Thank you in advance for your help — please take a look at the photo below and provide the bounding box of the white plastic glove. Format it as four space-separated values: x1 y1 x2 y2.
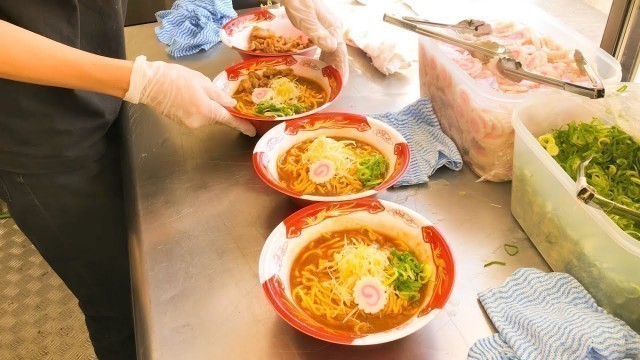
280 0 349 82
124 55 256 136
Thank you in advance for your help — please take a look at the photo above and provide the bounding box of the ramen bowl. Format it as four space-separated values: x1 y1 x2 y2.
259 198 455 345
221 7 318 60
213 55 342 135
253 113 410 202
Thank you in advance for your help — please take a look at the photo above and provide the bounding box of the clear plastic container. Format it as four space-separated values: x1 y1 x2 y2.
511 84 640 332
417 1 622 181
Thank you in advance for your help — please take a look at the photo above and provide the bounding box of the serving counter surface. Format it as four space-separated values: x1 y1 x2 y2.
123 22 550 360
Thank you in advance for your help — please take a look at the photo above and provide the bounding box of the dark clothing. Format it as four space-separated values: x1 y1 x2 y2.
0 1 127 173
0 141 135 360
0 1 135 358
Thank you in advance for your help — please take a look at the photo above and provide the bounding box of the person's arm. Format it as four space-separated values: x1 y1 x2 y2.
0 20 255 136
0 20 132 98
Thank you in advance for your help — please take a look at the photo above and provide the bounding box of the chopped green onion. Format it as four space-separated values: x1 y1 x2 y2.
357 154 387 189
616 85 628 92
538 134 555 147
484 261 506 268
546 143 560 156
389 250 429 302
255 101 306 117
504 244 519 256
357 168 371 179
539 118 640 240
538 134 560 156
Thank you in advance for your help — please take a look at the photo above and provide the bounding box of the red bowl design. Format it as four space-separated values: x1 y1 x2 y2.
252 113 410 202
221 8 319 58
259 198 456 345
212 56 343 135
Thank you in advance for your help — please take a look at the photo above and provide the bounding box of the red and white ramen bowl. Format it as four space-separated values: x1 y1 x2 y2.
220 7 318 60
213 55 342 135
259 198 455 345
252 113 410 202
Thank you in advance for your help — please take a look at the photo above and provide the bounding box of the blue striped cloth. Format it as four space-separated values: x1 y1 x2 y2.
469 268 640 360
155 0 236 57
371 98 462 186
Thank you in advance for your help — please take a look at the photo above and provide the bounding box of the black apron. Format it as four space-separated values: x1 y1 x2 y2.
0 3 136 359
0 0 127 173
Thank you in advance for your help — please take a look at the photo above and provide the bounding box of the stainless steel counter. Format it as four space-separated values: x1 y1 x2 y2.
123 22 550 360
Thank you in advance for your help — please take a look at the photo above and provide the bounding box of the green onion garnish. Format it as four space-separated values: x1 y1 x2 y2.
484 261 506 268
538 118 640 240
504 244 519 256
357 154 387 189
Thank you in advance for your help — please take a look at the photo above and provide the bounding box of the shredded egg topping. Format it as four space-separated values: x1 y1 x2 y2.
301 137 358 178
268 77 301 105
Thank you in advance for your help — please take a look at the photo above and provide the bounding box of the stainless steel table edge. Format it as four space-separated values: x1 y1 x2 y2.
123 20 550 360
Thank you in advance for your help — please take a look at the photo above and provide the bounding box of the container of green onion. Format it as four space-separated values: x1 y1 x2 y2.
511 83 640 332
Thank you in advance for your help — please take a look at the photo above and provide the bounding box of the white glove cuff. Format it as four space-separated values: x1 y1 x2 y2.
123 55 148 104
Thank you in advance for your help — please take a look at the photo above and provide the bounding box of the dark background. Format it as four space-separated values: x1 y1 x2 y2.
125 0 260 26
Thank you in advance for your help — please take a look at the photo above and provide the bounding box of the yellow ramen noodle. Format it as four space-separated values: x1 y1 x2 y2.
290 227 432 334
233 67 325 118
277 137 388 196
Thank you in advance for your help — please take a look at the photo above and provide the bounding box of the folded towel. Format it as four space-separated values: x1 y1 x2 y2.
155 0 236 57
370 98 462 186
468 268 640 360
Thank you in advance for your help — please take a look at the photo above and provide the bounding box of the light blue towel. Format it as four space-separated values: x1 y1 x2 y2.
155 0 236 57
371 98 462 186
469 268 640 360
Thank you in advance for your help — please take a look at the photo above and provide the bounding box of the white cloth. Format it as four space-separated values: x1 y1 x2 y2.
344 25 413 75
331 0 416 75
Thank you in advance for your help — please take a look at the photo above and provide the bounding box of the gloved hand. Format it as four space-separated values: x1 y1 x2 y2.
124 55 256 136
280 0 349 82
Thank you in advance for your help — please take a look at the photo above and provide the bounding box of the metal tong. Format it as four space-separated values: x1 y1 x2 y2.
384 13 606 99
401 16 492 37
383 13 508 63
576 157 640 222
574 50 606 91
497 56 605 99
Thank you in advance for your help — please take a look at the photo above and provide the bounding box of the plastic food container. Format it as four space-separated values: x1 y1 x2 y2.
511 84 640 332
417 1 622 182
